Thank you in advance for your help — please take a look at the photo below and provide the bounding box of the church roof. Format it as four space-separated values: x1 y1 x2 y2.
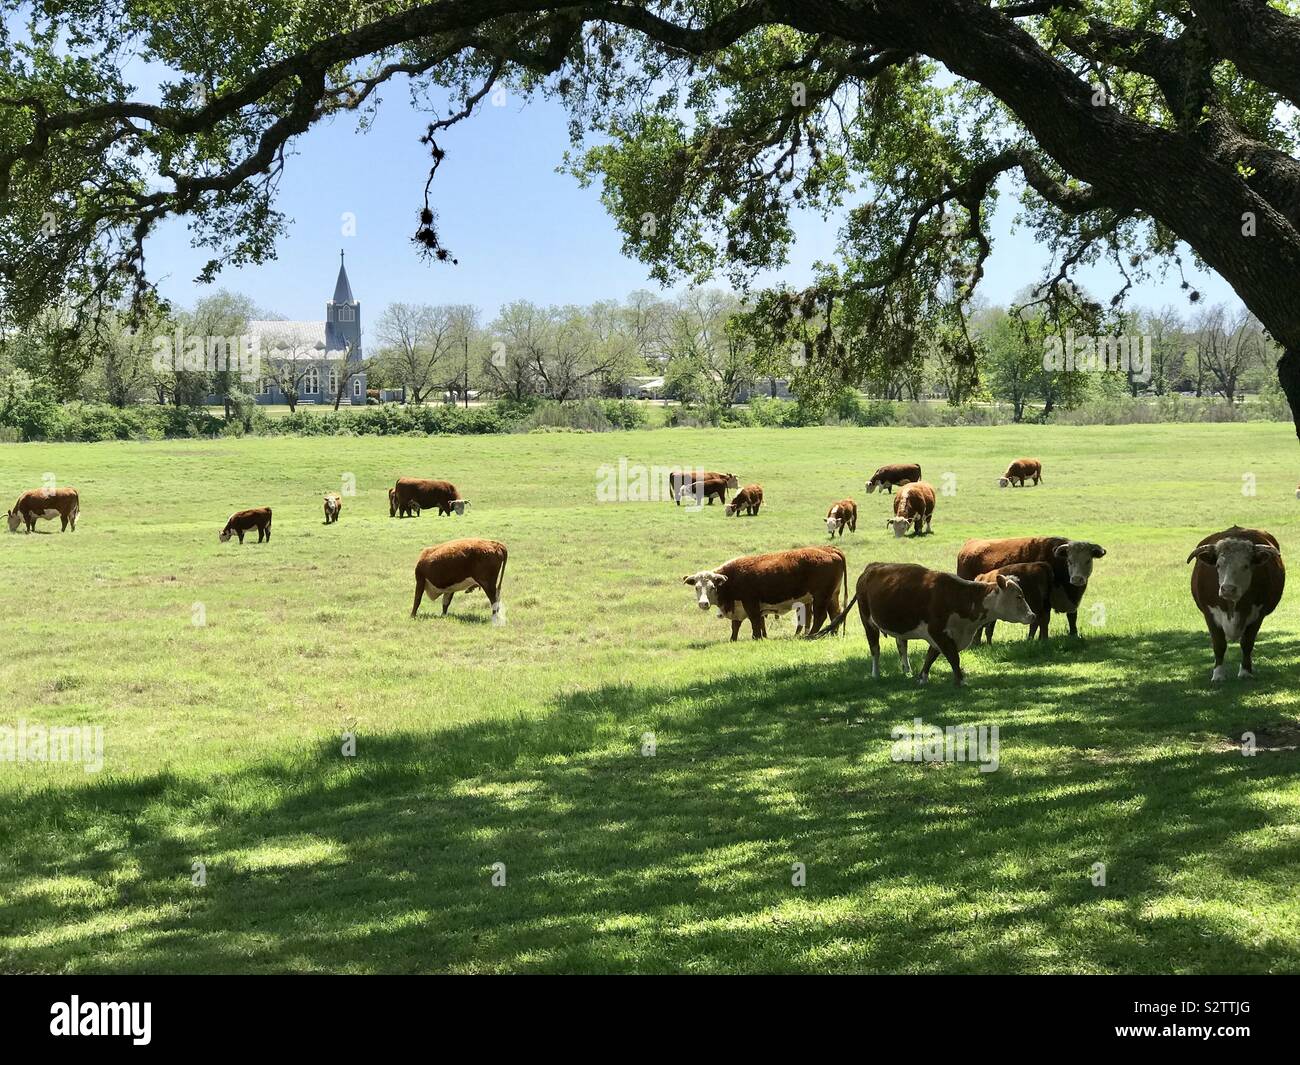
248 320 349 359
331 252 355 304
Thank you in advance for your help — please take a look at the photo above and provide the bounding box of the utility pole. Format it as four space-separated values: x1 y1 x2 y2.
463 333 470 409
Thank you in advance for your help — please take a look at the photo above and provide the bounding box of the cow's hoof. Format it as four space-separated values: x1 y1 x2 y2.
1211 667 1226 684
1238 667 1254 681
916 674 929 686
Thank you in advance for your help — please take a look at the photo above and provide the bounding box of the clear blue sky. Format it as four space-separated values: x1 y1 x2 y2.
146 86 1238 322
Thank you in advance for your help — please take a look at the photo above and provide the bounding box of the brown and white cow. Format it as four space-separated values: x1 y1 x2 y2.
973 561 1055 642
683 546 847 640
818 562 1034 686
724 484 764 516
411 537 508 620
885 481 935 537
825 499 857 538
956 536 1105 638
673 469 739 507
323 492 342 524
7 486 79 533
220 507 272 544
391 478 469 518
864 463 921 494
999 458 1043 488
1186 526 1284 683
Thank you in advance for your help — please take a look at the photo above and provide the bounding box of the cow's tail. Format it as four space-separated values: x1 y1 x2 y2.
814 592 859 640
496 549 508 601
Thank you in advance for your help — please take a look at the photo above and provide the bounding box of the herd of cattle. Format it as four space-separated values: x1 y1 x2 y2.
5 456 1289 687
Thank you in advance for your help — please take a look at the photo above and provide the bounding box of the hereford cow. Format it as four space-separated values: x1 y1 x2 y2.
323 492 342 524
973 561 1055 642
817 562 1035 686
864 463 921 494
220 507 272 544
392 478 469 517
956 536 1106 638
885 481 935 537
724 484 764 517
411 537 508 621
673 469 739 506
999 458 1043 488
682 546 847 640
825 499 857 538
1186 526 1285 683
7 486 79 533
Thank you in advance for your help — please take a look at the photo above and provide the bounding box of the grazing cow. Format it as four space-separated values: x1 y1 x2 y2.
673 469 739 506
392 478 469 517
1186 526 1284 683
683 546 847 640
725 484 764 516
7 486 79 533
999 458 1043 488
885 481 935 537
220 507 272 544
864 463 921 494
825 499 857 538
323 492 342 524
411 537 508 620
956 536 1106 638
818 562 1034 686
973 561 1055 642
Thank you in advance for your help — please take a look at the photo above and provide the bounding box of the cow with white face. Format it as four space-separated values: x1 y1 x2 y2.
1187 527 1284 683
957 535 1106 638
682 547 847 640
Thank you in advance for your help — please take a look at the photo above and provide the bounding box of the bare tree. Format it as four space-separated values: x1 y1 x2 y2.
374 303 456 404
1194 305 1264 402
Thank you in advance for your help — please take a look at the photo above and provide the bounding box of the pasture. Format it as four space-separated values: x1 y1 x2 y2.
1 423 1298 973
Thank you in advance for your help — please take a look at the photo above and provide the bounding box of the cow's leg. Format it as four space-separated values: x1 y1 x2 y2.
745 599 764 639
477 576 503 623
1037 609 1051 640
917 644 942 685
935 634 965 686
60 513 69 531
1206 616 1228 682
864 620 881 677
895 637 912 676
1027 615 1038 640
237 529 245 543
806 598 829 638
441 592 454 615
1067 610 1080 637
411 579 426 618
1239 619 1263 679
730 619 742 642
984 620 997 644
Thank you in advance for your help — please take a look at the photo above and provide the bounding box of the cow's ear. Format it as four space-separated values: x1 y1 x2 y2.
995 573 1008 589
1186 545 1217 565
1053 543 1069 558
1252 545 1281 565
713 573 727 585
1090 544 1106 558
682 575 695 585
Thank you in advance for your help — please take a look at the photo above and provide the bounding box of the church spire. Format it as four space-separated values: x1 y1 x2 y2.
331 249 354 304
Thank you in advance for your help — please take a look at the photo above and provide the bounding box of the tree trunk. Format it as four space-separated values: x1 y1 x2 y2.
1278 348 1300 443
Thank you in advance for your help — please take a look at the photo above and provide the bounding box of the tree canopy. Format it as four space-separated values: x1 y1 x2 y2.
4 2 1300 435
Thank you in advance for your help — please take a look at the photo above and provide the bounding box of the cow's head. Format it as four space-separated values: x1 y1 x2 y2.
998 476 1011 488
864 478 879 494
6 509 21 533
388 488 398 517
986 574 1035 624
1053 540 1106 586
724 501 739 517
1186 537 1280 604
825 511 845 536
682 571 727 612
451 499 469 516
218 527 233 543
885 516 911 538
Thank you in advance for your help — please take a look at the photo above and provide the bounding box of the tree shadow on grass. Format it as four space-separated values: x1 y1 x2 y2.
1 629 1297 974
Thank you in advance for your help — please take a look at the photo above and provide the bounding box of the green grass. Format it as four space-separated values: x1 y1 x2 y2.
1 422 1298 973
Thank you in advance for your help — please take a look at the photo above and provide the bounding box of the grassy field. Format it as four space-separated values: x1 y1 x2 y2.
1 423 1298 974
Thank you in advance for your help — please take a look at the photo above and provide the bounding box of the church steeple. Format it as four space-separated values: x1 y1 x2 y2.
331 249 355 305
